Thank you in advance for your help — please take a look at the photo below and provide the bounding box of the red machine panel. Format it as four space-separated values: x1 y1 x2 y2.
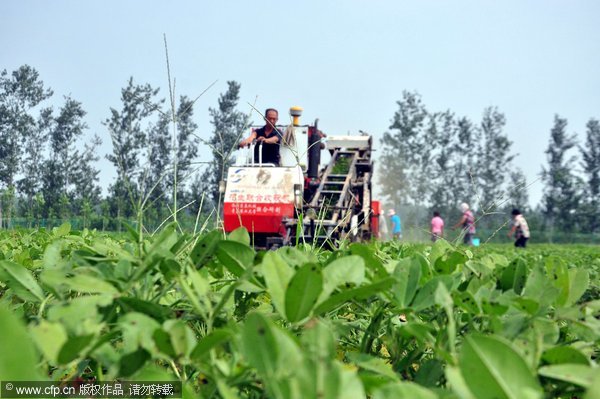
223 166 302 234
370 200 380 238
223 202 294 233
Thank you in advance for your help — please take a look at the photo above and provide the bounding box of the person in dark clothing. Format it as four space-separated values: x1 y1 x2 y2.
239 108 281 165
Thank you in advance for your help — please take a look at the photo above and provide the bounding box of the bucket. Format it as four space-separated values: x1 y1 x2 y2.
472 238 480 247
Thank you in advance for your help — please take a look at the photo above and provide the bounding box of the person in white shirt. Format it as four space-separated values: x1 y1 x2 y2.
508 208 530 247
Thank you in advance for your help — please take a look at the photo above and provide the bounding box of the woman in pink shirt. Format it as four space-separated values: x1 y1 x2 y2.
431 211 444 242
453 203 476 245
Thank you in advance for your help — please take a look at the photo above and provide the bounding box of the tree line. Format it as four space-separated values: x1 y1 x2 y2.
0 65 247 230
379 91 600 236
1 65 598 238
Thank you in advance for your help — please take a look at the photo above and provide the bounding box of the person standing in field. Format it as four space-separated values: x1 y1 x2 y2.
453 202 475 245
508 208 530 247
379 208 390 240
388 209 402 240
431 211 444 242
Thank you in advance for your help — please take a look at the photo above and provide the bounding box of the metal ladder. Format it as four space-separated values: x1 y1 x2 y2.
306 150 359 235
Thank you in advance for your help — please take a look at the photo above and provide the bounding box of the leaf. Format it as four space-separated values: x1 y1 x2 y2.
42 241 63 270
117 297 173 322
276 246 318 268
216 240 255 277
414 359 444 388
542 346 590 365
538 364 596 388
411 275 454 311
259 252 294 316
64 273 119 295
119 312 161 354
500 259 527 294
429 238 453 266
190 329 233 360
347 352 398 380
159 258 181 282
122 221 140 243
40 269 68 297
215 377 240 399
54 222 71 237
459 334 543 399
445 365 476 399
169 233 189 255
119 348 151 377
300 319 336 360
319 255 365 305
433 248 467 275
293 319 348 399
566 268 589 306
57 334 95 364
163 320 197 360
512 297 540 315
228 227 250 245
398 323 436 345
544 256 570 306
30 320 68 364
391 257 421 308
240 313 279 377
338 366 367 399
0 260 45 302
584 369 600 399
372 382 438 399
152 329 176 358
190 230 221 267
46 295 112 334
0 306 43 380
131 363 178 382
285 263 323 322
522 264 559 309
240 312 302 384
91 239 137 263
435 283 456 354
512 259 528 295
314 277 396 315
350 243 387 279
533 318 559 345
147 222 179 255
456 291 480 314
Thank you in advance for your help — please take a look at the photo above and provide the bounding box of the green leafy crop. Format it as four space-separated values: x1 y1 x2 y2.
0 225 599 398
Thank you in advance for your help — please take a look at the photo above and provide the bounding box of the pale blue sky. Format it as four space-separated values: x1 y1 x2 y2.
2 0 599 206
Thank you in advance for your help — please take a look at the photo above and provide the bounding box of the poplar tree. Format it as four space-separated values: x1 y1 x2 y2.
541 115 582 232
451 117 478 213
41 97 90 218
0 65 52 226
105 77 161 220
580 118 600 232
18 107 52 213
379 91 428 208
206 81 249 206
506 168 529 212
148 95 199 219
476 107 515 217
429 111 459 220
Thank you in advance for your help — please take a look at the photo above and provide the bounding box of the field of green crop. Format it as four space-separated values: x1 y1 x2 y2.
1 225 599 399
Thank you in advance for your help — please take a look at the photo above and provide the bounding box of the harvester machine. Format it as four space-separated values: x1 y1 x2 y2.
223 107 380 249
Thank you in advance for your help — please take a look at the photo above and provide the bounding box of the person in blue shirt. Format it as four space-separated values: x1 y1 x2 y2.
388 209 402 239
